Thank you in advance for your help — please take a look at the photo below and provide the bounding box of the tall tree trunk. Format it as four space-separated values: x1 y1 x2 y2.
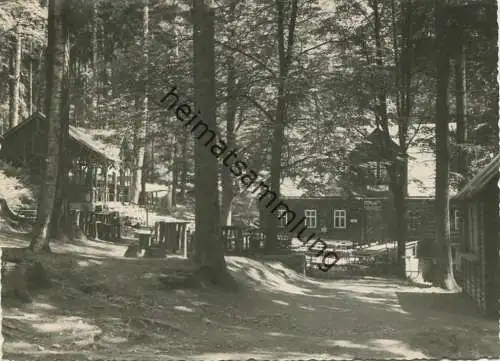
90 0 99 125
29 41 33 116
221 11 237 226
455 32 467 186
433 0 459 290
171 136 178 209
130 95 144 204
395 0 412 277
373 0 406 276
104 46 113 127
192 0 231 284
164 134 176 211
36 48 45 112
140 0 149 205
266 0 298 252
178 131 188 202
8 51 13 132
9 25 21 129
99 16 106 129
50 15 71 239
30 0 66 253
131 0 148 206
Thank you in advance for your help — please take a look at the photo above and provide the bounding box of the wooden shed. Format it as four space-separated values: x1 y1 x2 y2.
0 112 124 211
455 154 499 318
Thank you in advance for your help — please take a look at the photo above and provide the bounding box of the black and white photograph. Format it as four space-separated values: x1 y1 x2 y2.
0 0 498 359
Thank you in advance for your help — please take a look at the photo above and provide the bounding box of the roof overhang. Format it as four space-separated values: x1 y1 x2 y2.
455 154 500 200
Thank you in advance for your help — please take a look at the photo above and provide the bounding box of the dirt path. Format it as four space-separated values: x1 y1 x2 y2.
2 238 499 360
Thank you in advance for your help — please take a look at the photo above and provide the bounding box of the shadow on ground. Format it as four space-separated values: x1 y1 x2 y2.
2 240 499 360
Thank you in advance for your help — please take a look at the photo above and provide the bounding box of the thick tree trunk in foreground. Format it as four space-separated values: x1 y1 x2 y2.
433 0 459 290
30 0 66 253
49 8 71 240
192 0 232 285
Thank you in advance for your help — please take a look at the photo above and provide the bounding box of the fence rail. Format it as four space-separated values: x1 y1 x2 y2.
221 226 293 255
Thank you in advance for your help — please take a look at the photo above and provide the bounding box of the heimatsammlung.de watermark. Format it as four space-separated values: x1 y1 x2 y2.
159 86 339 271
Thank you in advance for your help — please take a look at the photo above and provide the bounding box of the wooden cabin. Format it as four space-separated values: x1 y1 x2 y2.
265 196 462 244
0 112 128 212
276 196 366 241
455 153 499 318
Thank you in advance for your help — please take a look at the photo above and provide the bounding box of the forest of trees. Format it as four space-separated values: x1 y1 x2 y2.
0 0 497 287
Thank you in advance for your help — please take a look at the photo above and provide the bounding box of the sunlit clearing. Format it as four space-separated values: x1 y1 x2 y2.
174 305 194 313
226 257 317 295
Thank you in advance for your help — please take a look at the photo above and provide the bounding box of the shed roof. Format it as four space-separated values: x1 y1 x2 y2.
455 153 500 200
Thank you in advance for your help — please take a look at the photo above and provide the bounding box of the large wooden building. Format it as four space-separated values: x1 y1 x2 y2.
272 196 462 244
262 126 462 244
455 153 499 318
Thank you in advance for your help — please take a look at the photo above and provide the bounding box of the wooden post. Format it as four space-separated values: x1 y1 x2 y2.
178 223 184 251
86 163 94 203
103 164 109 203
113 170 118 202
183 224 188 259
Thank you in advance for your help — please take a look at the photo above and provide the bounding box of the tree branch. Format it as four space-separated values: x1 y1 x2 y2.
215 39 277 80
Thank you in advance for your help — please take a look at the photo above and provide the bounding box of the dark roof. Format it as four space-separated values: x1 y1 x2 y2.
1 112 119 164
68 126 120 163
455 153 500 200
350 127 400 161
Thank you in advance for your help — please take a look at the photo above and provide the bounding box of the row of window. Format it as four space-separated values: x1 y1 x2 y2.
277 209 347 229
278 208 462 231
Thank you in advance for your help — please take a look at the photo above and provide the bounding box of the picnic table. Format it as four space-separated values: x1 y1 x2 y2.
153 218 191 258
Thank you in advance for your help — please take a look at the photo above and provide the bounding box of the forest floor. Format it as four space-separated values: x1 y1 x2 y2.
1 231 499 361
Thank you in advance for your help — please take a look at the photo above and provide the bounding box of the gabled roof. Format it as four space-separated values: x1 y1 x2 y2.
2 112 120 164
69 125 120 163
455 153 500 200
